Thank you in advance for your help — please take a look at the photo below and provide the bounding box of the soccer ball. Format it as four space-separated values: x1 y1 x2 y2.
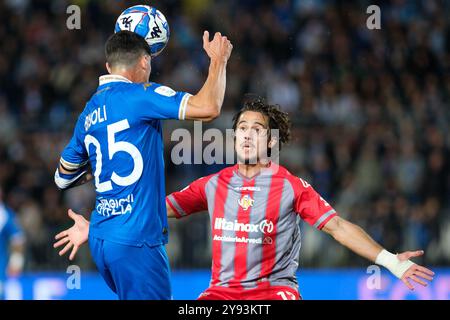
115 5 170 57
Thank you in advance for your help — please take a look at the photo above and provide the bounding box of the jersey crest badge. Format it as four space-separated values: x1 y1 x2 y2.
238 194 254 211
142 83 152 91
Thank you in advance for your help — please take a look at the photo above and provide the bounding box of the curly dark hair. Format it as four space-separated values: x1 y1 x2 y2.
232 96 291 150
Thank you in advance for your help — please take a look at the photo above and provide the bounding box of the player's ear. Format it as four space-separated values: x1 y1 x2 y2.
140 54 151 70
106 62 112 74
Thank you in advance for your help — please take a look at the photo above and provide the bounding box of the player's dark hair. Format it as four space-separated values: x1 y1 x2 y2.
232 95 291 150
105 30 151 68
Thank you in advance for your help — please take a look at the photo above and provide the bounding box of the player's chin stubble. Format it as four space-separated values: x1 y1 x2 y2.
237 153 259 165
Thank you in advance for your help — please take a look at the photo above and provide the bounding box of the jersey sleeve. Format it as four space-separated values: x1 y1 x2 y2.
60 114 88 171
292 177 337 230
133 82 192 121
166 176 209 219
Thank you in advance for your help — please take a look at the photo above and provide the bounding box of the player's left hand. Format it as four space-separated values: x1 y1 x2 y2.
398 250 435 290
53 209 90 260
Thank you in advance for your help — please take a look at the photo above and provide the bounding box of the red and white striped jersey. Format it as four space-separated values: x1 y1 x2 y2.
166 163 337 290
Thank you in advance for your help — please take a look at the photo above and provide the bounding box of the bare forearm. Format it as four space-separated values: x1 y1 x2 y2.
198 59 227 111
183 31 232 121
186 59 227 120
323 216 435 287
328 217 383 262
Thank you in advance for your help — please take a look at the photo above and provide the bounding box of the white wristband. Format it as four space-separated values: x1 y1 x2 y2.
375 249 414 279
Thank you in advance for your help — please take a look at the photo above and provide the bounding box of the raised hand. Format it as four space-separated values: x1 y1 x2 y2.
202 30 233 63
398 250 435 290
53 209 90 261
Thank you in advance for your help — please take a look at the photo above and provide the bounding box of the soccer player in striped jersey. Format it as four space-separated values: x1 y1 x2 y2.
55 98 434 300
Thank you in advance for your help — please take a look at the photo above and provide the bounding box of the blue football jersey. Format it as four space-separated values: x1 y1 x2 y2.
60 75 191 246
0 203 24 279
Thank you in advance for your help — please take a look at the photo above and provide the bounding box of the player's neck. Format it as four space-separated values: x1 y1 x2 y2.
109 69 145 83
237 162 270 180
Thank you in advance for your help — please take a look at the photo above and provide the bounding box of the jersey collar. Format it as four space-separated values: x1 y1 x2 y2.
99 74 132 86
234 161 278 180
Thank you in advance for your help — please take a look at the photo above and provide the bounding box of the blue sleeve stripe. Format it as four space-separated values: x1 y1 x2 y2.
54 168 87 190
58 170 81 180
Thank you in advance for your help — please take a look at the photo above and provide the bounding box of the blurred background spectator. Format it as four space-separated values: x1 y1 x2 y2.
0 0 448 272
0 186 26 299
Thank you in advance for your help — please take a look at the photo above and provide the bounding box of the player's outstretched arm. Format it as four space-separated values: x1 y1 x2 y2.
322 216 435 290
185 31 233 122
53 209 90 261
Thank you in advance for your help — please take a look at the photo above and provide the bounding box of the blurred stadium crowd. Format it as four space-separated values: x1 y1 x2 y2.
0 0 449 272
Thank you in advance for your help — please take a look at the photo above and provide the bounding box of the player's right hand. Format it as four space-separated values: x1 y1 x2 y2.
53 209 90 261
203 30 233 63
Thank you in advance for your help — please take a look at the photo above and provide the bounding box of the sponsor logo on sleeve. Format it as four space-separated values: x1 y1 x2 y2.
155 85 176 97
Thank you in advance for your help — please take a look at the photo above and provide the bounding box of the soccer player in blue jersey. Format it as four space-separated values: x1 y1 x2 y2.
53 30 233 300
0 187 25 300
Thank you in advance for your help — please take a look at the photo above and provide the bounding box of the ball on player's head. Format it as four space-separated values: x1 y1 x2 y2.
115 5 169 57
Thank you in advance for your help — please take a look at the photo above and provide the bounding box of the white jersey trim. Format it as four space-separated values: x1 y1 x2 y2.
178 93 192 120
99 74 132 86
